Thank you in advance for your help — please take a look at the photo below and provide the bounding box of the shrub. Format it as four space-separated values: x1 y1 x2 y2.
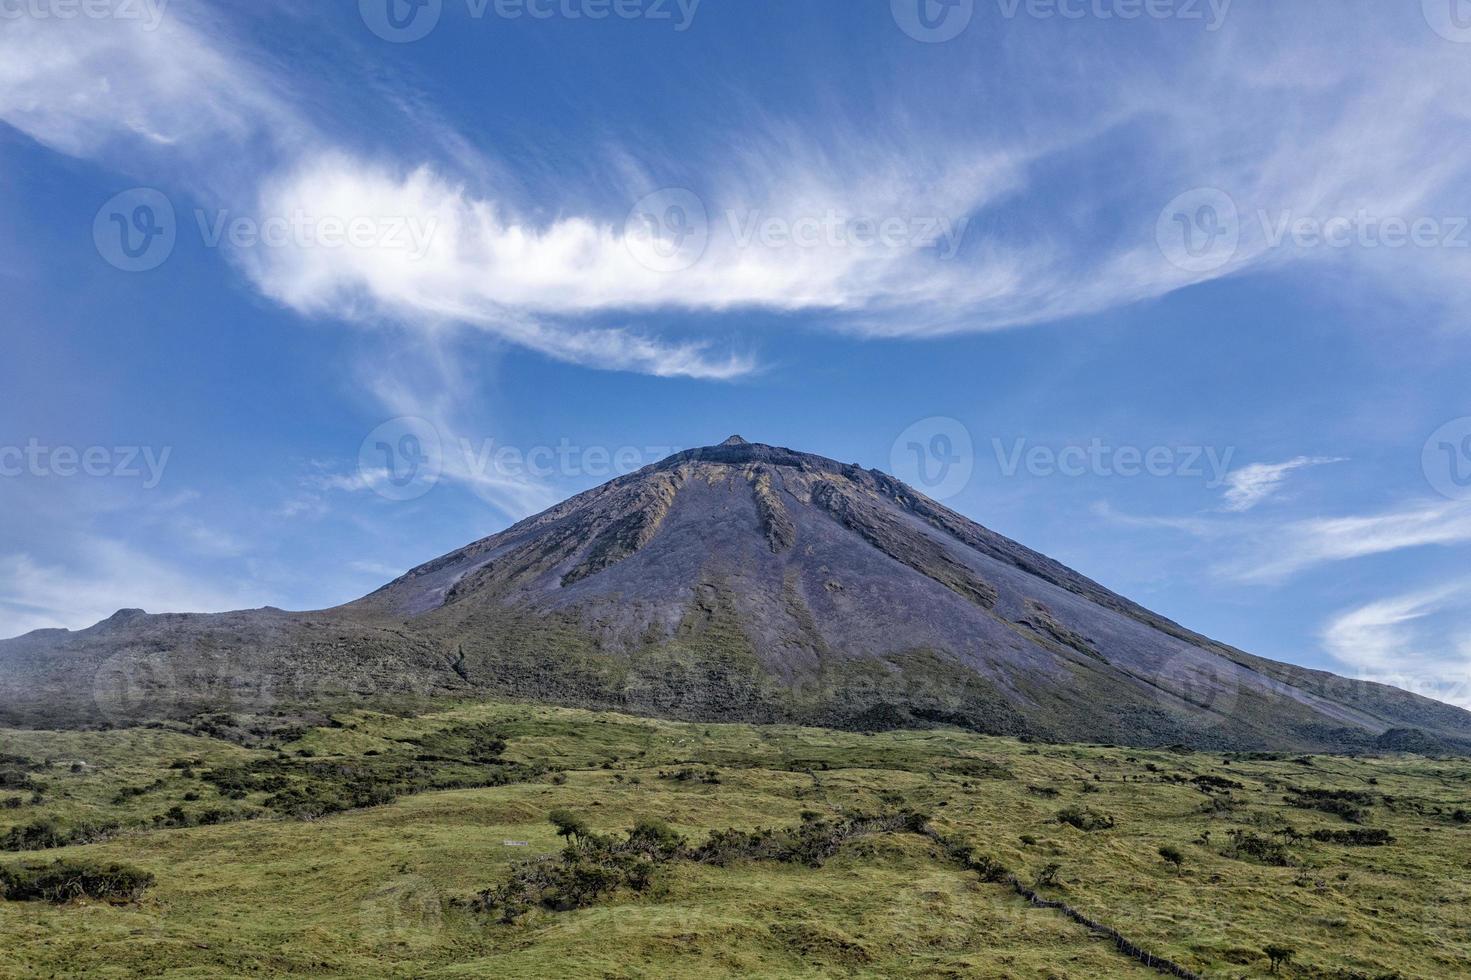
1056 806 1115 832
475 810 927 923
1158 844 1185 872
548 809 590 844
1286 787 1376 824
967 852 1009 882
0 770 43 792
0 860 154 903
1263 943 1295 973
627 819 684 856
1223 829 1294 867
474 819 679 922
1310 828 1395 847
1 819 121 852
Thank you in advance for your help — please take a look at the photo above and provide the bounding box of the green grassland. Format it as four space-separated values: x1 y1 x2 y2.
2 701 1469 978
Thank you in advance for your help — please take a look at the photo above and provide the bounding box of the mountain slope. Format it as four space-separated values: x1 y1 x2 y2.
3 437 1469 753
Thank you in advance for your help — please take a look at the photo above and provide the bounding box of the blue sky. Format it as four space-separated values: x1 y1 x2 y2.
3 0 1471 707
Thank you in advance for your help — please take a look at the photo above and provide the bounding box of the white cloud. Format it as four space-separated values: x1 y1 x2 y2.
347 559 402 579
1089 501 1225 538
7 2 1471 372
1221 456 1346 512
0 544 268 639
0 1 300 164
1231 499 1471 583
1322 583 1471 710
1098 497 1471 585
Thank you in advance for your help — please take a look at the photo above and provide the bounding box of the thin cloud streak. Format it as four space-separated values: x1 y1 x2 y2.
1221 456 1346 512
1096 497 1471 585
1322 583 1471 709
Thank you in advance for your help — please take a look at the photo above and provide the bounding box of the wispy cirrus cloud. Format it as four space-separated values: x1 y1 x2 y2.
1097 495 1471 585
9 2 1471 532
1230 499 1471 583
1322 583 1471 709
8 2 1471 366
1221 456 1346 512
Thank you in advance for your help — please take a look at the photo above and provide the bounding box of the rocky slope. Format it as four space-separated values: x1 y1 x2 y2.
3 437 1470 753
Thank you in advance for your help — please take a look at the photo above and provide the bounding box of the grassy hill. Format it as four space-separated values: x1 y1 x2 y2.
2 701 1468 978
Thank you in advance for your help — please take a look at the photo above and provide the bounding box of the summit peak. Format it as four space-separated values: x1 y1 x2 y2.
720 434 749 446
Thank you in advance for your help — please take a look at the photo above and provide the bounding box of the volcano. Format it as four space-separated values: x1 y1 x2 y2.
4 436 1469 753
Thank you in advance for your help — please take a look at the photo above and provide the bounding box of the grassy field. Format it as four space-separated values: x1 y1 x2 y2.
1 701 1469 978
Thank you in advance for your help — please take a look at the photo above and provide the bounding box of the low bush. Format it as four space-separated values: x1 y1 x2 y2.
473 810 926 923
0 818 121 852
0 770 44 793
0 859 153 903
1223 829 1294 867
1286 787 1376 824
1310 828 1394 846
1056 806 1115 831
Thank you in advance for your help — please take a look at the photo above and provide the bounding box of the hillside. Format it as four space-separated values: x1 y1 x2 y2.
3 437 1469 754
1 702 1468 978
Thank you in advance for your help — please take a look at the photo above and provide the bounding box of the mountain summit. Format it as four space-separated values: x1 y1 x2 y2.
4 438 1470 752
